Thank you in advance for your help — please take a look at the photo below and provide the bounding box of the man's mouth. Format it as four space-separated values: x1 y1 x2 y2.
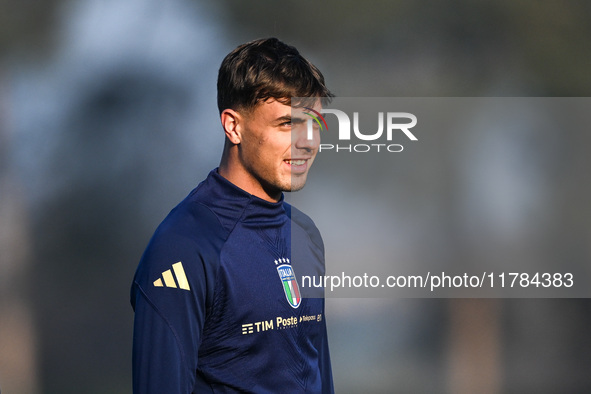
284 159 307 166
284 159 311 174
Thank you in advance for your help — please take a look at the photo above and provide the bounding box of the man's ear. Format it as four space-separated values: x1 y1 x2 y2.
221 109 242 145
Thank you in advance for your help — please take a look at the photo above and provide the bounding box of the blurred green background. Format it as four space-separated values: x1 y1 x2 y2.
1 1 591 393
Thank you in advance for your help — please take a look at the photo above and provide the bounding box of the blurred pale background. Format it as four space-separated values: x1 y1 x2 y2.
1 1 591 393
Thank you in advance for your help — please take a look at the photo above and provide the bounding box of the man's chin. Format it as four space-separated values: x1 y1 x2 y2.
287 174 309 192
287 185 306 192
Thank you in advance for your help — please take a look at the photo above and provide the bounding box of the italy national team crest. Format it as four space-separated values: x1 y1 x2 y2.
275 259 301 309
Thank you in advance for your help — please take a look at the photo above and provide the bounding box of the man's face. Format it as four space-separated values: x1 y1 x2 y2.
237 99 321 200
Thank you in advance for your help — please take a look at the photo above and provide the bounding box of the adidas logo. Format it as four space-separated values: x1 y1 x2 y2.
153 262 191 291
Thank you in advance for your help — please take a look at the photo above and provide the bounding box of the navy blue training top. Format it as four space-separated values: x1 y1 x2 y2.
131 169 333 393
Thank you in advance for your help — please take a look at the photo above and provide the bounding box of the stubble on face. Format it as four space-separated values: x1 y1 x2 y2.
289 102 322 192
238 100 320 200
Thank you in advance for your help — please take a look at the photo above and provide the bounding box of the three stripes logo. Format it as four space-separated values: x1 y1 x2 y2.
153 262 191 291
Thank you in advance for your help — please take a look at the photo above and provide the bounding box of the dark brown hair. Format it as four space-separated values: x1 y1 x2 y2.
217 38 333 114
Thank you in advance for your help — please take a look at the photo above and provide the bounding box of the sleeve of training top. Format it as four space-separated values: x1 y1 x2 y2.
317 313 335 394
130 204 223 394
289 205 335 393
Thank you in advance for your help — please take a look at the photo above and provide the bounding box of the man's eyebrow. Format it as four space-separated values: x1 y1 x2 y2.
276 115 306 124
277 114 307 123
275 115 292 122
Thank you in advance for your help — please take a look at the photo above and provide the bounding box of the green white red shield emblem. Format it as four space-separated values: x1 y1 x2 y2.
276 263 301 308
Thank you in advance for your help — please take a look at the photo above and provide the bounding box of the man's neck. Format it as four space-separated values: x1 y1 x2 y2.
218 160 281 203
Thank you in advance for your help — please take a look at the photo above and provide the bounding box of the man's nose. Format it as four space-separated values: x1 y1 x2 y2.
293 122 320 151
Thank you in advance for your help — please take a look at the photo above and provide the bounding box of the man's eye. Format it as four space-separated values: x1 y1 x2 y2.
289 119 306 126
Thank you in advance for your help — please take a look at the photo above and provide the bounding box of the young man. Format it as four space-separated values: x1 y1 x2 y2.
131 38 334 393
